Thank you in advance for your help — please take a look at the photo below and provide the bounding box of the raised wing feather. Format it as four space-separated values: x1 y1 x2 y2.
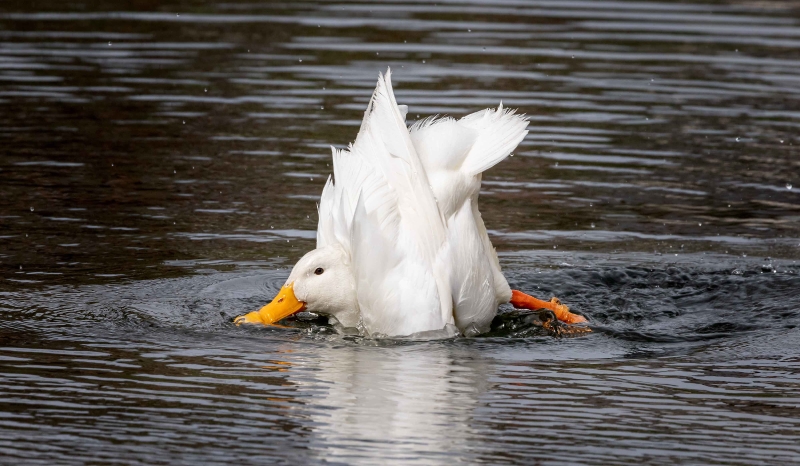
317 69 454 335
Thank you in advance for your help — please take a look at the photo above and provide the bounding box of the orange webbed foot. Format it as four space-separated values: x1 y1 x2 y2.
510 290 588 325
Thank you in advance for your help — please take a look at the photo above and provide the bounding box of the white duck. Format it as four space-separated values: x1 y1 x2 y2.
236 69 586 337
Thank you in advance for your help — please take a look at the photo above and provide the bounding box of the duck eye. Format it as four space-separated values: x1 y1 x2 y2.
314 267 324 275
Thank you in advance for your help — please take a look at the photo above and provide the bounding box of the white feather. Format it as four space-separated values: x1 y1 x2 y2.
315 69 528 336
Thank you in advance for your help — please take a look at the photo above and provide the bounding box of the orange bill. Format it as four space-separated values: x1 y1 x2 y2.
510 289 587 324
234 283 306 326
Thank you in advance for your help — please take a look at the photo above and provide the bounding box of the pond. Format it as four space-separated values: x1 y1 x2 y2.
1 0 799 464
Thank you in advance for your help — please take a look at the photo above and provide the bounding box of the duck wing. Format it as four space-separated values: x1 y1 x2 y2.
317 69 454 336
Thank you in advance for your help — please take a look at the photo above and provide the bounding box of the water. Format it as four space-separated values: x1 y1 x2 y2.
1 0 800 464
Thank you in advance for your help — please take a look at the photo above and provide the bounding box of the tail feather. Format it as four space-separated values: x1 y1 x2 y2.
458 103 529 177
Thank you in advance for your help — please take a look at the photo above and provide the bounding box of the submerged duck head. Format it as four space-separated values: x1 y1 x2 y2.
234 244 360 328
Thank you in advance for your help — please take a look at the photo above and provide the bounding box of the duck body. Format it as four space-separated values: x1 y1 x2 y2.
238 69 534 337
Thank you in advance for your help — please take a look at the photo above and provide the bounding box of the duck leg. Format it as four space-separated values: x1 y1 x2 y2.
536 309 592 337
510 290 588 325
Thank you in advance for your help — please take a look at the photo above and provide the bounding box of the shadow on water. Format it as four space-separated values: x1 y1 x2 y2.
1 0 800 464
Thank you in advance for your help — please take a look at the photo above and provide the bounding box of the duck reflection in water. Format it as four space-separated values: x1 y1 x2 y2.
299 342 492 464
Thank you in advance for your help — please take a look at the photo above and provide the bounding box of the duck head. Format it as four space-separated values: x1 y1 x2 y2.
235 244 360 328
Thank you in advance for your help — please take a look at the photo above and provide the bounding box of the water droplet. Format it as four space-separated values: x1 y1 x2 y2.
735 137 740 142
299 59 303 62
699 222 702 226
553 245 557 249
30 207 34 212
173 170 176 174
422 60 426 64
182 120 185 125
204 88 207 93
787 183 793 190
590 223 595 228
108 41 112 46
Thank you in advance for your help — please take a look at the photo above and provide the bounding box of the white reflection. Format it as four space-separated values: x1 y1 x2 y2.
302 343 488 465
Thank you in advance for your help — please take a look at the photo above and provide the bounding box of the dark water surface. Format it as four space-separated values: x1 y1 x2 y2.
2 0 800 464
